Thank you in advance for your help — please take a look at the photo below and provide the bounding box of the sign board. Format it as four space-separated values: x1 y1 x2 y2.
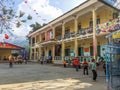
99 0 120 10
112 31 120 38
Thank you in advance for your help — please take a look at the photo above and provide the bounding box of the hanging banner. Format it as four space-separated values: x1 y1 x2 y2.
99 0 120 10
112 31 120 38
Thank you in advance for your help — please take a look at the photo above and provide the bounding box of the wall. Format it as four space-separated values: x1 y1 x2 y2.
97 7 113 24
0 49 11 60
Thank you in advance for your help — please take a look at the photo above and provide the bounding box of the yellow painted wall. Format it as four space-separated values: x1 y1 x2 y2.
97 8 113 24
65 21 74 33
80 16 91 28
112 32 120 39
36 35 40 42
65 41 73 47
77 8 115 29
0 49 11 60
70 25 74 32
77 38 107 48
78 39 93 47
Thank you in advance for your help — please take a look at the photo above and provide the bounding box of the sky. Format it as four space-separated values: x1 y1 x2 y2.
1 0 87 46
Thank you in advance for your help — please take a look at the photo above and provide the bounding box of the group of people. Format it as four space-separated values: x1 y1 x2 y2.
63 57 106 81
40 56 53 64
8 55 27 68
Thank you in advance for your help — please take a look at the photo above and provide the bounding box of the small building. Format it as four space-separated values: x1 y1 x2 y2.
0 42 24 60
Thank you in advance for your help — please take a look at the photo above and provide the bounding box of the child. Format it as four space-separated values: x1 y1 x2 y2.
74 57 79 71
82 59 89 75
8 55 13 68
90 59 97 81
63 60 66 68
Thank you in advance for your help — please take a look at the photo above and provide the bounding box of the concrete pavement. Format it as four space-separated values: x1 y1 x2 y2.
0 63 107 90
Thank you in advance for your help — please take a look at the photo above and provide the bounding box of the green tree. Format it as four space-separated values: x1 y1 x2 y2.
30 22 42 31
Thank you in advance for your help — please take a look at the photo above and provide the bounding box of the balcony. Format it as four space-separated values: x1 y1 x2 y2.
64 32 75 39
96 18 120 35
31 43 40 48
77 28 93 36
56 36 62 40
76 28 93 40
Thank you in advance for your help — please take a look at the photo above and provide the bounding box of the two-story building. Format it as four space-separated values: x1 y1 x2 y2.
28 0 120 64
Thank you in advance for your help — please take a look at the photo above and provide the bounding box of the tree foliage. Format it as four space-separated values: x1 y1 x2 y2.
30 22 42 31
0 0 32 34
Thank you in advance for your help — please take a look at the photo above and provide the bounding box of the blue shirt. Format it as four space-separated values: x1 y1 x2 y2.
91 62 96 70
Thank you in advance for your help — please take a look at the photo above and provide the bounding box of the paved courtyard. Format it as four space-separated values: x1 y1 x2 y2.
0 63 107 90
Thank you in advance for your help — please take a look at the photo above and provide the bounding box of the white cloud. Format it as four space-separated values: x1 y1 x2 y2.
12 25 31 37
7 0 63 45
18 0 63 24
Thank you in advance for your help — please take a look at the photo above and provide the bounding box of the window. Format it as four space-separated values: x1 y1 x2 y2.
65 29 70 34
97 45 101 56
89 20 93 27
55 45 61 56
113 12 119 19
65 48 70 56
32 38 35 46
78 24 81 30
78 47 84 56
32 38 35 43
97 18 100 24
90 46 93 56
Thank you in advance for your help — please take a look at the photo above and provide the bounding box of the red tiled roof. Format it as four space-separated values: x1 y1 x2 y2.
0 42 24 49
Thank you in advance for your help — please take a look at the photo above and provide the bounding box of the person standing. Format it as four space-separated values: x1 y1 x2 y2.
90 59 97 81
63 60 66 68
8 55 13 68
82 59 89 75
74 57 79 72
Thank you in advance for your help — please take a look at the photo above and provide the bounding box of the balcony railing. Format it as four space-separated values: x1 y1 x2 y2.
96 18 120 34
64 56 75 61
78 56 93 62
54 56 62 60
64 32 75 39
56 36 62 40
77 28 93 36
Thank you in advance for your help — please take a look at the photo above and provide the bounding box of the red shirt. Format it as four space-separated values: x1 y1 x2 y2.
74 59 79 66
83 61 88 67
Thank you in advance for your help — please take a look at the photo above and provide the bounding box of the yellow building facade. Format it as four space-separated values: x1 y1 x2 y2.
0 42 24 60
28 0 120 64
